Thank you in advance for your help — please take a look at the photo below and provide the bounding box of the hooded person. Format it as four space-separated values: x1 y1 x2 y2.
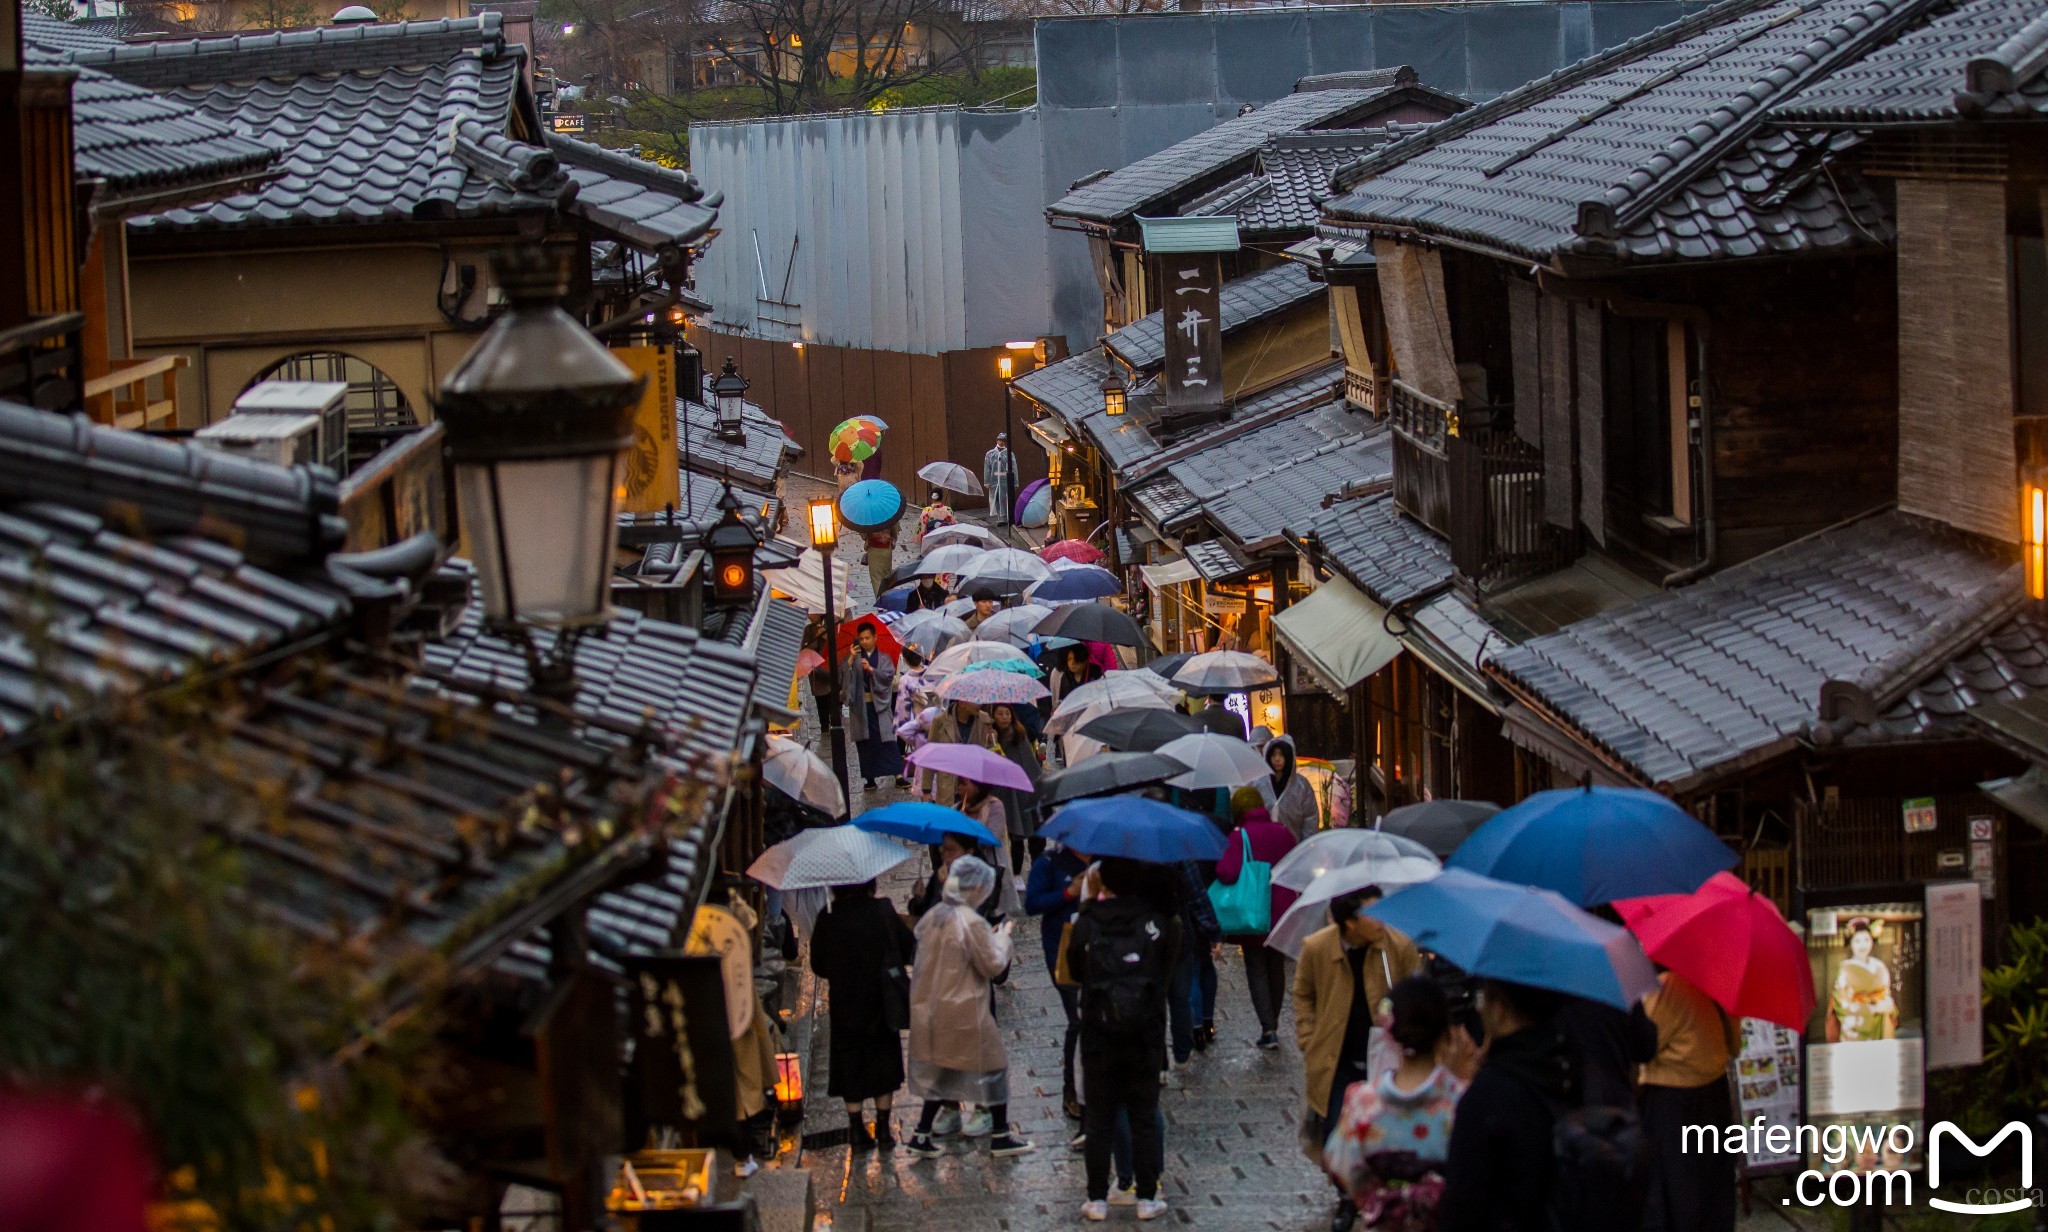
1439 980 1585 1232
904 855 1034 1158
1262 734 1320 842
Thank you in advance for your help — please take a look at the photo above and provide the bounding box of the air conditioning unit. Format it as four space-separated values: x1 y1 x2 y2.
194 411 323 468
232 380 348 473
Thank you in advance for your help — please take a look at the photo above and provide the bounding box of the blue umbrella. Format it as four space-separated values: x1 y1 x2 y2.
1013 477 1048 525
854 801 999 847
1019 484 1053 528
1039 796 1226 862
876 582 916 613
1030 566 1122 602
1447 786 1734 906
1366 868 1660 1009
838 479 904 532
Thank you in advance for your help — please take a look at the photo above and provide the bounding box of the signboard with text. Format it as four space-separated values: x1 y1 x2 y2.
614 344 682 516
1801 888 1926 1175
1730 1017 1803 1173
1161 255 1224 416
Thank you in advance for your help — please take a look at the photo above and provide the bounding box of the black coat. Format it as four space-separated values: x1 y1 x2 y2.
1440 1023 1579 1232
809 895 916 1101
1555 995 1657 1109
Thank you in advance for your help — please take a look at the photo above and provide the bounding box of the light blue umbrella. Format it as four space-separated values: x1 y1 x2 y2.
1040 795 1225 862
837 479 904 532
957 656 1045 679
1366 868 1660 1009
854 801 998 847
1019 483 1053 528
1447 786 1735 906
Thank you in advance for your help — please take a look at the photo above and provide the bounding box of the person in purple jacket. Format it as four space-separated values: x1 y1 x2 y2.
1213 805 1300 1050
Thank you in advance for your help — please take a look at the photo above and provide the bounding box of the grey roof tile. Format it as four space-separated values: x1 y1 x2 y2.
1305 494 1453 609
1486 511 2015 788
1323 0 1912 264
1184 125 1439 237
1128 476 1202 532
549 134 718 251
1168 398 1389 550
678 389 792 489
1775 0 2048 123
1105 261 1324 371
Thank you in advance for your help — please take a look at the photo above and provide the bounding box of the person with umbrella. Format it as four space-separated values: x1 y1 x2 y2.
843 622 903 791
925 699 992 807
918 489 957 543
1195 694 1243 737
965 587 1000 632
1294 885 1422 1231
1049 643 1103 710
988 702 1043 874
1212 805 1300 1051
959 776 1022 917
1437 979 1581 1232
983 433 1019 527
911 830 1010 928
1264 735 1321 842
863 521 896 601
810 878 917 1151
907 569 951 613
905 855 1034 1160
1023 841 1091 1122
1637 971 1738 1232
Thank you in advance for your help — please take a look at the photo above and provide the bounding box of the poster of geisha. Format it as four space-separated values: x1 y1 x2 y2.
1800 889 1925 1175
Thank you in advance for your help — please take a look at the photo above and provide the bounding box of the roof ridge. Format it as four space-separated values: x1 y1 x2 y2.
1589 0 1946 239
1329 0 1783 196
70 14 505 86
547 133 705 202
1966 4 2048 93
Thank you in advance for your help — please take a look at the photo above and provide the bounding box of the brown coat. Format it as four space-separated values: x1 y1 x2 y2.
1292 922 1421 1116
908 903 1012 1073
925 706 992 807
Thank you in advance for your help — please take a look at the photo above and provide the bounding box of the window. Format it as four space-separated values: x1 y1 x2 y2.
255 351 417 475
1603 314 1695 528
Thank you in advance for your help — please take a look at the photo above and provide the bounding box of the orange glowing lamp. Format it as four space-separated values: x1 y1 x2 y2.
2027 466 2048 603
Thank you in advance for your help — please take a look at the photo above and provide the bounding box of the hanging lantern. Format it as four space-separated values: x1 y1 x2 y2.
1101 372 1127 417
707 484 759 605
435 246 643 627
711 356 749 442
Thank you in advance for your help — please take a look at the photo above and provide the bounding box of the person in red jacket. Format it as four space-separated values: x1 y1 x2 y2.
1213 805 1299 1050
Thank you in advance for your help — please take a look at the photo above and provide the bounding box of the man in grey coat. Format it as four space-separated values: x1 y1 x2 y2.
982 434 1019 527
842 622 903 790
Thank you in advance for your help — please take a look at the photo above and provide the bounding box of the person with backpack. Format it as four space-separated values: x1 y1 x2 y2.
1167 859 1222 1064
1440 979 1645 1232
1324 977 1479 1231
904 855 1034 1159
1070 856 1180 1222
1023 842 1090 1122
1637 970 1738 1232
808 879 916 1150
1294 884 1422 1232
1211 805 1299 1050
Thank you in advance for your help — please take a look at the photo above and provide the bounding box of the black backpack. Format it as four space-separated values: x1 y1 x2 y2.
1548 1103 1649 1232
1080 905 1169 1039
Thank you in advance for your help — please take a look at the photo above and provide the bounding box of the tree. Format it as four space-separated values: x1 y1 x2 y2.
0 687 442 1230
21 0 77 21
239 0 319 29
697 0 986 115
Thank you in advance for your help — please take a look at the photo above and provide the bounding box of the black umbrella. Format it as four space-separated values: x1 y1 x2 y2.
1146 652 1195 680
1034 602 1147 646
1040 750 1189 804
1377 799 1501 859
883 560 924 591
1075 707 1204 752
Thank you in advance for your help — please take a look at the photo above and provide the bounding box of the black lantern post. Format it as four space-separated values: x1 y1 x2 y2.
711 356 749 442
435 246 644 699
708 483 759 606
806 495 851 816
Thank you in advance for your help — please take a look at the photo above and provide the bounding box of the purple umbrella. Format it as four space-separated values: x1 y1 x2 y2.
906 741 1034 790
1014 477 1048 525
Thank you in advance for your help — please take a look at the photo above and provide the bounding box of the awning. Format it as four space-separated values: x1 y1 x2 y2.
1027 416 1070 452
1982 766 2048 836
1141 558 1201 590
1271 575 1401 696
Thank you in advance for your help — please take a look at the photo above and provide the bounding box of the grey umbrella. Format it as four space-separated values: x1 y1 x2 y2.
1033 602 1147 646
1074 707 1204 752
1040 750 1189 804
1375 799 1502 859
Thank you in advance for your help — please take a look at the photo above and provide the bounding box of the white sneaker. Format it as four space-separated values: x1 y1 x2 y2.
732 1156 760 1179
961 1107 994 1138
1109 1185 1137 1206
1136 1198 1168 1221
1080 1201 1109 1222
933 1106 963 1136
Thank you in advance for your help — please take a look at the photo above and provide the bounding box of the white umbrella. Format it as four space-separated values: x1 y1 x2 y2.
762 734 845 815
959 548 1053 590
1156 732 1271 790
917 542 987 575
1046 671 1177 736
1266 858 1445 959
894 610 972 658
746 825 914 890
764 547 855 615
941 597 976 618
923 523 1003 549
928 639 1032 679
975 603 1054 648
1271 828 1441 893
918 460 983 495
1171 650 1279 692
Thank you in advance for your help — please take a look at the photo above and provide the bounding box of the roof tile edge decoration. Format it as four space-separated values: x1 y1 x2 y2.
1771 0 2048 124
66 14 508 87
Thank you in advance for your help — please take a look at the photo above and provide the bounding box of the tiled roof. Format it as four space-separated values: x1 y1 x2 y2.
1305 494 1453 610
1773 0 2048 123
1105 261 1323 371
1048 69 1437 225
1485 511 2018 790
549 134 719 251
679 395 792 489
1185 126 1430 237
1012 346 1118 427
1099 356 1342 479
1168 393 1388 550
744 594 810 719
1128 476 1202 532
422 595 759 768
1323 0 1915 264
22 15 279 199
65 16 573 234
1185 537 1256 583
1855 614 2048 745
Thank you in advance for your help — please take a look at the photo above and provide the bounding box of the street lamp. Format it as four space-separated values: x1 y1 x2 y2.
1101 372 1127 416
2025 461 2048 604
711 356 749 442
708 483 758 606
996 355 1018 530
807 495 851 815
436 246 642 687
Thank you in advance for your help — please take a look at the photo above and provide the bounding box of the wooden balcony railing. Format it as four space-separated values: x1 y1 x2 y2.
1343 365 1385 416
85 354 189 429
1389 378 1453 535
0 313 85 413
1447 410 1577 591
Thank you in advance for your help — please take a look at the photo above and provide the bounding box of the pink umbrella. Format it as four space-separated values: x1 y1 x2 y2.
907 741 1033 790
1040 538 1105 565
936 668 1051 707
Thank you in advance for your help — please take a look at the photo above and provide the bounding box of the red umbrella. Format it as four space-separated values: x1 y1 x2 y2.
1614 872 1815 1030
836 613 902 658
1040 538 1105 565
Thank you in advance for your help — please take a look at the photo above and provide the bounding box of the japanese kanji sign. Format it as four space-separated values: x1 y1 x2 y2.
1162 255 1224 414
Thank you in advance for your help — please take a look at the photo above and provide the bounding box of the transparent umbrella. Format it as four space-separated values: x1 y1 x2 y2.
918 460 983 495
975 603 1054 647
762 734 845 815
1266 858 1445 959
746 825 915 890
1156 732 1271 790
928 639 1034 679
917 543 988 576
894 610 972 659
1171 650 1279 692
1271 828 1441 892
922 522 1003 549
